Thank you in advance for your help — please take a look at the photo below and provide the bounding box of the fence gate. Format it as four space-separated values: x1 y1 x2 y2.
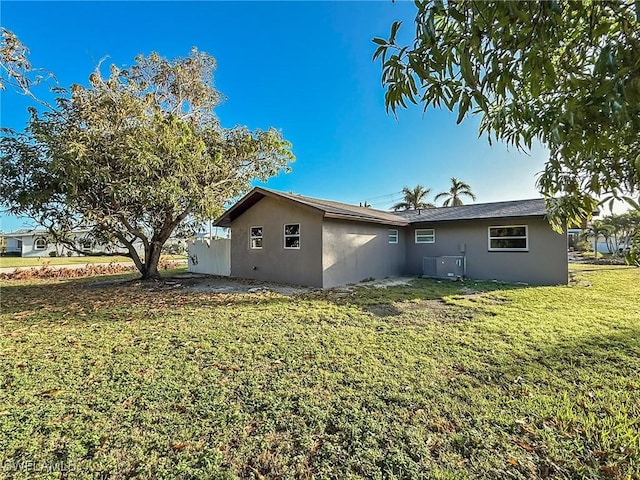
188 239 231 276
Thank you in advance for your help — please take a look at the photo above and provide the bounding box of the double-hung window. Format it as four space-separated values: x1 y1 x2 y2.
250 226 263 249
284 224 300 249
488 225 528 251
415 228 435 244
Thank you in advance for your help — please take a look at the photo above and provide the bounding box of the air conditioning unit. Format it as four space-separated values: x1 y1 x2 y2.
422 256 465 280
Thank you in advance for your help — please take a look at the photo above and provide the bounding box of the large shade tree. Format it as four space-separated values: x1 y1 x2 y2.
392 185 435 211
374 0 640 227
434 177 476 206
1 48 294 279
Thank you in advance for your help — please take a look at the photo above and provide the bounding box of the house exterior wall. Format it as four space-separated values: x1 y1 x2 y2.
322 219 406 288
230 196 324 287
21 235 57 257
405 217 567 285
3 237 22 254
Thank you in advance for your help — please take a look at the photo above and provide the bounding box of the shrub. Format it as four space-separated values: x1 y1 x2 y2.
0 262 137 280
575 239 592 252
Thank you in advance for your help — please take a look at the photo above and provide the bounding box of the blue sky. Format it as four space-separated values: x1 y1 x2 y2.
1 1 550 232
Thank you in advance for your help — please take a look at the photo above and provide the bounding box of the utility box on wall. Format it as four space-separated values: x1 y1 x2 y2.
422 256 465 280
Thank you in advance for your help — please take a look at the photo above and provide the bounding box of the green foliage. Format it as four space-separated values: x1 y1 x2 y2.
434 177 476 206
0 49 294 279
0 28 55 108
374 1 640 228
574 239 592 253
584 209 640 265
392 184 435 211
1 265 639 478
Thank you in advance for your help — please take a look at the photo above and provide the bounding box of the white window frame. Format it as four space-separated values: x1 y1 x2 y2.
388 229 399 244
249 226 263 249
488 225 529 252
34 237 48 250
415 228 435 244
283 223 300 249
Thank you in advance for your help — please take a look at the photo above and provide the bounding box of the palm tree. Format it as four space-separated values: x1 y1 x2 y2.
392 185 435 211
582 220 611 259
434 177 477 207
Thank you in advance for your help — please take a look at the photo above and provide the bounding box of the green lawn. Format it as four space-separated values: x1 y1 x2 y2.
0 255 134 268
0 255 186 268
1 265 638 479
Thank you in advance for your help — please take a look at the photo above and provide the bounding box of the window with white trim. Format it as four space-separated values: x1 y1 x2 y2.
388 229 398 244
78 238 93 252
249 226 263 249
415 228 435 244
488 225 528 251
34 237 48 250
284 223 300 249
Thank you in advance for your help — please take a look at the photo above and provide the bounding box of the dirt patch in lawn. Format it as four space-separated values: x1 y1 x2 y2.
365 299 475 325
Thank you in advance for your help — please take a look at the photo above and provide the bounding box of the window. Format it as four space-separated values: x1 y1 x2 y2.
388 229 398 244
415 228 435 244
34 237 48 250
284 223 300 249
488 225 528 251
78 239 92 252
250 226 263 249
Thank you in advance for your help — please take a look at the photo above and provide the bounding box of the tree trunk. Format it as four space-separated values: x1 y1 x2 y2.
140 242 163 280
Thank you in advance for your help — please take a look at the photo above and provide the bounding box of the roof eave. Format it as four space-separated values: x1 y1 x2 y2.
408 214 547 224
324 212 408 226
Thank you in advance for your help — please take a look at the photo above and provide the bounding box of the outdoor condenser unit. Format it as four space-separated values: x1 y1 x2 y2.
422 256 466 280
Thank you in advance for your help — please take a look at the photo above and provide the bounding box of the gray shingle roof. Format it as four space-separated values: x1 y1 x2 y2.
268 189 409 225
394 198 547 223
214 188 408 227
214 188 548 227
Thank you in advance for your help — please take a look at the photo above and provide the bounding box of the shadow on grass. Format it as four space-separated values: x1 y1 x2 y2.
527 327 640 372
1 274 536 323
0 275 299 321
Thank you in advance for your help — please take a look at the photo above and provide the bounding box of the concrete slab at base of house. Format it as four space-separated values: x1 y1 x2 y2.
181 275 311 295
207 188 568 288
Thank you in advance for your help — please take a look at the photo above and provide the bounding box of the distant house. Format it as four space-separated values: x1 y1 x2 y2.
0 229 137 257
213 188 568 288
1 229 67 257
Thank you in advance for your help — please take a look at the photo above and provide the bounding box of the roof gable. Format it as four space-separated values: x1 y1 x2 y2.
214 188 409 227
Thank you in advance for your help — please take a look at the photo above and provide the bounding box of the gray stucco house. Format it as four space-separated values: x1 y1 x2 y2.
214 187 568 288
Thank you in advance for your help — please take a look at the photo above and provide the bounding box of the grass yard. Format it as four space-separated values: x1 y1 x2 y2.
0 255 134 269
1 265 638 479
0 255 187 269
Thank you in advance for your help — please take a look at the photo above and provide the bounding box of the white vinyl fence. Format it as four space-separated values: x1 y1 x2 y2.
187 238 231 276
